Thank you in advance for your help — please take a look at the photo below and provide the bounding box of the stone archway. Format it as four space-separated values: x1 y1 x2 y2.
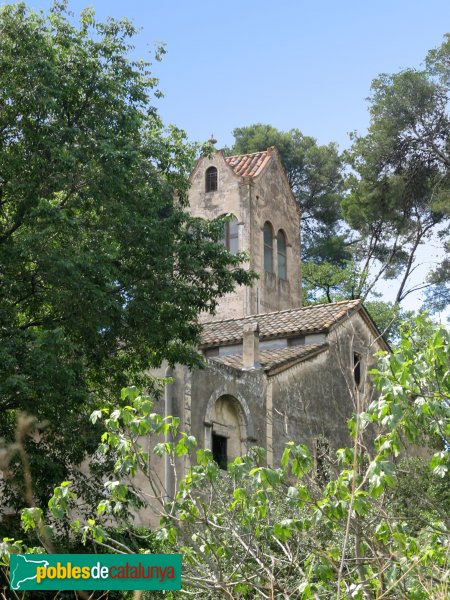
204 387 255 465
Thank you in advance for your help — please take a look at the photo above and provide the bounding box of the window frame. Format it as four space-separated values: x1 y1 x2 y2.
219 215 239 254
277 229 287 280
263 222 274 274
205 166 218 192
353 352 362 387
226 217 239 254
212 432 228 470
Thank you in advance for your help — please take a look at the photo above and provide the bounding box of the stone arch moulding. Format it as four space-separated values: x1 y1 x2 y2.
203 385 255 452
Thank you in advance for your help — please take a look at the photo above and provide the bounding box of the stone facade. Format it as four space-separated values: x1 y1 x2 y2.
155 301 387 491
188 148 302 320
92 298 389 527
0 148 388 531
146 149 388 508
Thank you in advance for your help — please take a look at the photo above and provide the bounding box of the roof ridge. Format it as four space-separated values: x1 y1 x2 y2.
259 342 327 356
224 148 275 179
225 149 269 160
202 299 361 328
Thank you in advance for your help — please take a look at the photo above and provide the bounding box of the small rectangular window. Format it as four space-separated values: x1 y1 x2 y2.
353 352 361 387
315 437 330 483
212 433 228 470
204 347 219 358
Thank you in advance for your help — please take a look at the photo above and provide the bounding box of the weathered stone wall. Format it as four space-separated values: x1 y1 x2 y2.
250 154 302 314
189 360 267 453
187 151 301 321
131 363 187 526
188 153 249 321
270 313 384 464
135 310 385 523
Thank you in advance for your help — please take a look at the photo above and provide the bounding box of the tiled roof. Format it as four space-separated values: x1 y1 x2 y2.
199 299 362 348
211 343 328 375
224 150 271 178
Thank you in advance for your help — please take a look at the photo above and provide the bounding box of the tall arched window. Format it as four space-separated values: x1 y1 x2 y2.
263 222 274 273
205 166 218 192
227 217 239 254
277 230 287 279
220 215 239 254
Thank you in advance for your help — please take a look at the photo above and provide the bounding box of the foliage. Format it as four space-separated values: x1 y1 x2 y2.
232 37 450 311
0 2 255 510
344 34 450 307
302 34 450 315
302 261 414 343
302 260 368 304
4 315 448 599
363 300 415 344
388 456 450 533
367 313 449 457
424 249 450 312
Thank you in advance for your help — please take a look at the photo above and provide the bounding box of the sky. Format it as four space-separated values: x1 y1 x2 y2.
7 0 450 317
20 0 450 149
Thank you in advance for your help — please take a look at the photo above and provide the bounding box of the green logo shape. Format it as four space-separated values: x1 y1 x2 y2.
10 554 182 590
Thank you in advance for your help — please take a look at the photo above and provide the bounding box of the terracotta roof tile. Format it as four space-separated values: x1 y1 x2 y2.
225 150 271 178
211 343 328 374
199 299 362 348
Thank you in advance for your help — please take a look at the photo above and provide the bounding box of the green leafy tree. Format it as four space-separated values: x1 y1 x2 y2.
0 2 254 510
302 261 414 343
6 315 447 599
344 34 450 308
302 260 367 304
425 249 450 312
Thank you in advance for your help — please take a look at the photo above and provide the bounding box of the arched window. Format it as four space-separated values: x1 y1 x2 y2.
227 217 239 254
220 215 239 254
263 222 274 273
277 230 287 279
205 166 218 192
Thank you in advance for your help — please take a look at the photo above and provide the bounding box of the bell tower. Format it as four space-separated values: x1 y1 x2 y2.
188 147 302 321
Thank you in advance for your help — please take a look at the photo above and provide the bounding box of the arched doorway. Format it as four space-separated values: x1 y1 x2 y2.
204 391 254 469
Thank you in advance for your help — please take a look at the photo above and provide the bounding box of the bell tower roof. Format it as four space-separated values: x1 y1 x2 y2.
224 150 271 178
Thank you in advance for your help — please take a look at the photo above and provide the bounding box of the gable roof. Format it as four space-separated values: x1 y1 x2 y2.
211 343 328 376
199 299 365 348
189 147 297 207
224 150 271 178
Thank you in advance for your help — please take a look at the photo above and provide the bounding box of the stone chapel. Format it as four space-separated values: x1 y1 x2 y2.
153 147 388 496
